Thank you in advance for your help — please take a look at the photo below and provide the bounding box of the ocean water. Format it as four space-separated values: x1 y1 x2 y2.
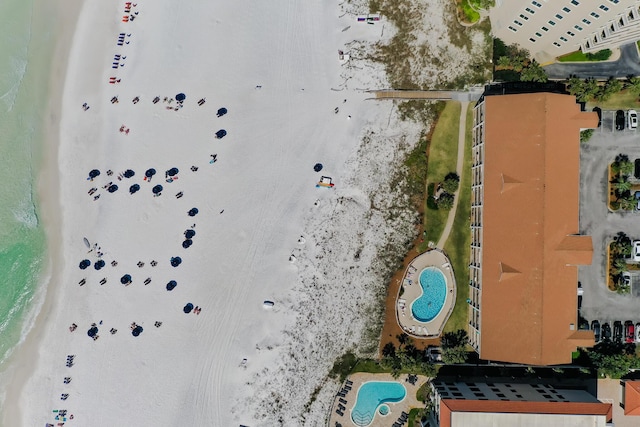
0 0 56 364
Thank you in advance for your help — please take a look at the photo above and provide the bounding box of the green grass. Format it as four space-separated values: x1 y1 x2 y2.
423 101 461 245
558 49 612 62
442 103 473 334
407 408 423 427
587 90 640 110
458 0 481 23
351 358 391 375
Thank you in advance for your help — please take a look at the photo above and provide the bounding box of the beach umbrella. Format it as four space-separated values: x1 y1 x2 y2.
184 229 196 239
123 169 135 178
188 208 199 217
108 184 118 193
88 169 100 179
183 303 194 313
170 256 182 267
176 93 186 102
87 326 99 337
166 280 177 291
83 237 91 248
120 274 132 284
145 168 156 179
313 163 323 172
152 185 163 194
79 259 91 270
167 167 179 177
215 129 227 139
129 184 140 194
132 325 143 337
94 260 105 270
182 239 193 249
216 107 227 117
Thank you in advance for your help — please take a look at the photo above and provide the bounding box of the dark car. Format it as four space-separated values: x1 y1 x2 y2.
593 107 602 127
591 320 601 343
625 321 635 343
602 322 612 341
614 321 623 342
616 110 626 130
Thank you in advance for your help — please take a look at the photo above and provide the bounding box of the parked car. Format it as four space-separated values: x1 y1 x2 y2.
626 321 635 343
636 323 640 342
629 110 638 129
593 107 602 127
634 241 640 261
602 322 612 341
426 346 442 363
623 272 632 287
614 321 623 342
616 110 626 130
591 320 601 343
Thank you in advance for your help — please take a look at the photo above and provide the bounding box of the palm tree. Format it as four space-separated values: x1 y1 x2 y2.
625 75 640 94
620 196 636 211
496 56 511 68
612 176 631 197
619 161 634 177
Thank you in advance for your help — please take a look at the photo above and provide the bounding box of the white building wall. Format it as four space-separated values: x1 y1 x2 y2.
490 0 640 62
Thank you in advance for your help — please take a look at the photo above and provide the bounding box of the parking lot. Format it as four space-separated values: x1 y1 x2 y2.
578 110 640 334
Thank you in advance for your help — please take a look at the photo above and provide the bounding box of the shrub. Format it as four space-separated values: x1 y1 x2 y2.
437 193 455 210
580 129 594 143
586 49 612 61
442 173 460 193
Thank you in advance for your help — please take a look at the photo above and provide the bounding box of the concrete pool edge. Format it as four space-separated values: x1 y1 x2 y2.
350 380 407 427
409 266 448 323
395 249 457 339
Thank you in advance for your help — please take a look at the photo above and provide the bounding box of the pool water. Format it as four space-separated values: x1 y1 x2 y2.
411 267 447 322
378 404 389 415
351 381 406 427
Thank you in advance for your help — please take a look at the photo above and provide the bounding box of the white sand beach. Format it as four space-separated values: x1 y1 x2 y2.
2 0 487 425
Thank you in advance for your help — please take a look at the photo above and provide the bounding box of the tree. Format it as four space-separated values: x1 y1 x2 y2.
597 77 623 101
437 193 455 210
382 342 396 358
496 56 511 68
619 195 636 211
520 60 548 82
441 329 468 349
612 175 631 194
442 173 460 193
396 333 409 347
625 75 640 94
566 75 584 97
580 129 594 143
442 346 468 364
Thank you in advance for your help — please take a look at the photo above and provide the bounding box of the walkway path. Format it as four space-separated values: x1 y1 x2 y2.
437 101 469 249
370 89 482 102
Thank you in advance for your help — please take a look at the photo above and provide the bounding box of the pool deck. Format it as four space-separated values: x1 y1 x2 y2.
396 249 456 339
328 372 428 427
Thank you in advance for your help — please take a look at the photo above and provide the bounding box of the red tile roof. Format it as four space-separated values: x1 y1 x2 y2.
624 380 640 416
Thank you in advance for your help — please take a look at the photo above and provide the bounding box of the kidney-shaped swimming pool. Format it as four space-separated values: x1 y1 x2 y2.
410 266 447 323
351 381 406 427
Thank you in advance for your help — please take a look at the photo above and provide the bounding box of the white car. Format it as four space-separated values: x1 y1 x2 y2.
629 110 638 129
634 241 640 262
623 272 632 287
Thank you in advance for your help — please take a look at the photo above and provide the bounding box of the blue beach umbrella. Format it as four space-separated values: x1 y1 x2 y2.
170 256 182 267
176 93 186 102
183 303 194 313
79 259 91 270
187 208 198 217
123 169 135 178
132 325 143 337
166 280 177 291
129 184 140 194
145 168 156 179
313 163 323 172
216 107 227 117
215 129 227 139
184 229 195 239
120 274 132 284
94 260 105 270
108 184 118 193
152 185 163 194
87 326 98 337
182 239 193 249
88 169 100 179
167 167 179 177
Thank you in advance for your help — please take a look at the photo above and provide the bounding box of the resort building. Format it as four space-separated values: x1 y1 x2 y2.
490 0 640 62
431 379 613 427
469 90 598 365
620 380 640 416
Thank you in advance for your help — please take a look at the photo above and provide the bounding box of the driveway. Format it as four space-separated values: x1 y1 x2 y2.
579 119 640 326
544 43 640 80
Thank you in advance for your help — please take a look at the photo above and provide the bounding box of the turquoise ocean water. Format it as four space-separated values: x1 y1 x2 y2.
0 0 56 364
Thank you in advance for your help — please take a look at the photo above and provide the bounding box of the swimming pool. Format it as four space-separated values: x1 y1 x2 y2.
351 381 406 427
411 267 447 322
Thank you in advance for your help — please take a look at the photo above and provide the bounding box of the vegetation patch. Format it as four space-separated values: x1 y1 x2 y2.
576 342 640 378
442 103 472 333
558 49 612 62
380 334 436 377
493 38 547 82
587 88 640 110
608 154 634 211
608 232 632 294
440 329 469 364
456 0 480 24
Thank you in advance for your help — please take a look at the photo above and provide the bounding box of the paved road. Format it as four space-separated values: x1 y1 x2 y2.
437 101 470 249
544 42 640 79
578 119 640 327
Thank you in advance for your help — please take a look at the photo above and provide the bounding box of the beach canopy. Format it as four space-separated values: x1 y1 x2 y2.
132 325 143 337
129 184 140 194
152 185 163 194
108 184 118 193
184 229 196 239
313 163 323 172
94 260 105 270
182 239 193 249
123 169 135 178
79 259 91 270
145 168 156 178
87 326 99 337
188 208 199 217
215 129 227 139
166 280 177 291
89 169 100 179
217 107 227 117
176 93 186 102
183 303 194 313
120 274 132 284
167 167 179 177
170 256 182 267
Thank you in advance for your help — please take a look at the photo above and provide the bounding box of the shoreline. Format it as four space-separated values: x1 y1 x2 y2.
1 0 83 423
